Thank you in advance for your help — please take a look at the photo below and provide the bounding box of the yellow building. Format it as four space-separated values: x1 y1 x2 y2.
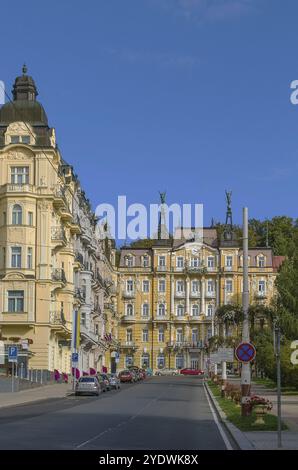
116 225 282 373
0 68 114 378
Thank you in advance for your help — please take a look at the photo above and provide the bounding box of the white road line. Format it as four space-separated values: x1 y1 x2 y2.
204 383 233 450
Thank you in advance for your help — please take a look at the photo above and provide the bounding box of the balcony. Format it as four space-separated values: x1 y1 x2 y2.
186 265 207 274
205 291 216 299
80 323 99 345
206 266 217 273
223 266 233 272
189 291 200 298
119 341 138 351
174 291 186 298
156 266 167 272
0 183 34 194
51 227 67 245
255 291 267 300
49 310 66 326
121 314 136 322
51 268 67 284
122 290 136 299
167 341 204 350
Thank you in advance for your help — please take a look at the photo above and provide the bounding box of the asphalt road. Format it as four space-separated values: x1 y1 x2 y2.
0 376 233 450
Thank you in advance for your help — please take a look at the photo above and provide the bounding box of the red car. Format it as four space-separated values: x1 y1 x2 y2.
119 370 134 383
180 368 204 376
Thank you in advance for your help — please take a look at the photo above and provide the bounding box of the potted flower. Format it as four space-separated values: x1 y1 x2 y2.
248 395 273 425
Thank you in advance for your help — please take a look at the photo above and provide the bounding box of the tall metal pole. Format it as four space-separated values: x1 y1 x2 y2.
241 207 251 416
275 326 282 448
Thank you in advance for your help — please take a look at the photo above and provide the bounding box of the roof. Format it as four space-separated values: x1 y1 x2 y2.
272 256 286 272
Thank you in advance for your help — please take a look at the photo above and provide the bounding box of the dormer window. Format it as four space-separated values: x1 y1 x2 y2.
258 255 265 268
10 135 31 145
125 255 134 267
143 256 149 267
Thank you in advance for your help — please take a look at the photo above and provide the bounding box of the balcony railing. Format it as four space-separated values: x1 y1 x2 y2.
49 310 66 326
206 291 216 298
156 266 167 272
51 268 67 284
175 291 186 298
167 341 204 350
0 183 34 194
122 290 136 299
119 341 138 350
51 227 67 244
190 291 200 298
186 266 207 274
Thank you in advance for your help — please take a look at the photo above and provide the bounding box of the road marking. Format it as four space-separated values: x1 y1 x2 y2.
75 387 167 449
203 383 233 450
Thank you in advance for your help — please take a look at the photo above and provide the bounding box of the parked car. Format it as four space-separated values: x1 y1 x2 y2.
108 373 121 390
75 376 101 396
180 368 204 376
99 373 111 390
155 368 179 376
119 369 134 383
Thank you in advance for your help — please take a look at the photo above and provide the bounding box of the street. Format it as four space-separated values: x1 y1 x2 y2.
0 376 233 450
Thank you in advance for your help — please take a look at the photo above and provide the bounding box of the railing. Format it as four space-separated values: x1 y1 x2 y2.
51 268 67 284
189 291 200 298
206 291 216 298
49 310 66 325
51 227 67 243
120 341 138 349
1 183 34 193
206 266 217 272
175 291 186 298
122 290 136 298
186 266 207 274
156 266 167 272
255 291 267 299
167 341 204 349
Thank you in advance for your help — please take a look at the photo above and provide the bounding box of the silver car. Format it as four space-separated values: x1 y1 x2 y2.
75 376 101 396
108 373 121 390
155 368 179 376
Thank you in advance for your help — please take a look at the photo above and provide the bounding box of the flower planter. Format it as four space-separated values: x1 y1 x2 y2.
253 405 267 425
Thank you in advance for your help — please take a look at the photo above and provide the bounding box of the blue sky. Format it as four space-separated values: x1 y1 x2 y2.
1 0 298 234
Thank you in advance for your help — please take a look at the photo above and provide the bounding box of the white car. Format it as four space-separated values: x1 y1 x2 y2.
155 368 179 376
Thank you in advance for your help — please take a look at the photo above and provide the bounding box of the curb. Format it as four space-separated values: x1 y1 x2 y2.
204 381 255 450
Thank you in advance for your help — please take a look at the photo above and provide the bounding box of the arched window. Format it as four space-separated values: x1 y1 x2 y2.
158 303 165 317
12 204 22 225
126 303 134 317
192 304 199 317
177 304 184 317
142 303 149 317
141 353 150 368
157 354 165 369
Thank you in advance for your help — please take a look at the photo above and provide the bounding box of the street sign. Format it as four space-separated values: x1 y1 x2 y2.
8 346 18 362
72 352 79 363
235 342 256 363
218 347 234 362
210 353 220 364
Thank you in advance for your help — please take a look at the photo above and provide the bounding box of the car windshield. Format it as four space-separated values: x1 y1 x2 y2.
79 377 95 383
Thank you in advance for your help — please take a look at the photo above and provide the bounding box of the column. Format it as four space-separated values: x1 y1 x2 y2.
171 275 174 316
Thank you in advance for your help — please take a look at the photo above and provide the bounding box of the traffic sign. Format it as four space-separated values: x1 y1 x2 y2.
218 347 234 362
72 352 79 363
235 342 256 363
8 346 18 362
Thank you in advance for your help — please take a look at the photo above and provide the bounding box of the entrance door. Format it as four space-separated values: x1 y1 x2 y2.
190 358 199 370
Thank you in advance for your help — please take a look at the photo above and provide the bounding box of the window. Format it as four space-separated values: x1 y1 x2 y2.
142 303 149 317
11 135 20 144
141 353 150 368
190 257 199 267
207 256 214 268
192 304 199 317
3 212 6 225
12 204 22 225
126 279 134 292
157 354 165 369
226 255 233 267
192 328 198 343
2 247 6 268
176 256 184 268
207 280 214 293
158 256 166 267
125 355 133 367
258 280 266 293
258 256 265 268
11 167 29 185
225 279 233 293
176 328 183 343
27 247 33 269
158 303 165 317
142 280 149 292
192 280 199 293
177 304 184 317
142 329 149 342
80 312 86 326
125 256 134 267
8 290 24 312
176 354 184 369
176 280 184 292
143 256 149 267
28 211 33 226
158 279 166 292
207 327 212 339
11 247 21 268
158 327 164 342
126 303 134 317
21 135 30 144
207 304 213 317
126 329 133 342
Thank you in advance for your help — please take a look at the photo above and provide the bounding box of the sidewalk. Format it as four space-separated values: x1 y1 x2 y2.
207 377 298 450
0 383 71 410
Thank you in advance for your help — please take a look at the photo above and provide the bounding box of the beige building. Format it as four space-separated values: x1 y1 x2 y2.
116 225 282 373
0 68 116 378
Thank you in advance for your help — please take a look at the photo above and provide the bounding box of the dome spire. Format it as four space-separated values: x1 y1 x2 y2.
22 63 28 75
